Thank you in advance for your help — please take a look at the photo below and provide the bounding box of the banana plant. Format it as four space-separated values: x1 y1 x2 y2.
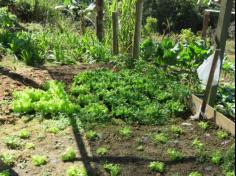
55 0 96 33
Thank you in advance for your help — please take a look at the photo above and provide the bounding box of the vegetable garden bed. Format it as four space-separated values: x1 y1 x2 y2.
0 64 235 176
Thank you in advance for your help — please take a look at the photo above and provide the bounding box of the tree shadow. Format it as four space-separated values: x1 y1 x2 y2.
0 66 42 89
0 160 19 176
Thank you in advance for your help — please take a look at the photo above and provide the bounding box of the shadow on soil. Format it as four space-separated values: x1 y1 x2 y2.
0 160 19 176
0 66 42 89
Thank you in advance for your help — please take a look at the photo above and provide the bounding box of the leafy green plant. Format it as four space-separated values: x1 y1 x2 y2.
0 170 10 176
119 127 132 139
192 138 204 150
0 7 16 29
18 129 31 139
0 152 15 166
85 130 98 141
144 17 158 36
61 148 77 162
198 121 209 130
66 166 87 176
96 147 109 156
217 130 229 140
12 81 77 115
148 161 165 173
223 145 235 174
188 171 202 176
103 163 121 176
47 126 59 134
225 171 235 176
167 148 183 161
152 133 169 144
171 125 184 136
210 150 222 165
25 142 35 150
3 136 22 149
31 155 48 166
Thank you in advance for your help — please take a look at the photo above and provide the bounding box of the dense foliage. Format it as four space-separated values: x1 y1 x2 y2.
71 68 190 124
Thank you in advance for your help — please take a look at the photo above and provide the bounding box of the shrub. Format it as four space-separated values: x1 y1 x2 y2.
0 7 17 29
143 0 203 33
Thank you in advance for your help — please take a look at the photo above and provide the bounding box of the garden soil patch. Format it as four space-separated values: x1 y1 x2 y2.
0 64 235 176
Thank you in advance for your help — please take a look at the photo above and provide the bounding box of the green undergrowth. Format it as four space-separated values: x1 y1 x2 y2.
71 68 190 124
12 67 191 125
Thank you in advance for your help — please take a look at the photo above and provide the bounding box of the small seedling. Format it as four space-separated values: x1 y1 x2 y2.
61 148 77 162
66 166 87 176
103 163 121 176
0 153 15 166
18 129 31 139
192 138 204 150
119 127 132 138
152 133 169 144
32 155 48 166
167 148 183 161
217 130 229 140
85 130 98 141
198 121 209 130
47 127 59 134
148 161 165 173
25 142 35 150
188 171 202 176
3 136 22 149
96 147 109 156
171 125 184 136
210 151 222 165
0 170 10 176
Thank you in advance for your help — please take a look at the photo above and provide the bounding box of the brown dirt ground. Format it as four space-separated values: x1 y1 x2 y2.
0 61 235 176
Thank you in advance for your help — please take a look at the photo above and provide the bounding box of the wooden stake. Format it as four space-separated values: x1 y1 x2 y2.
202 10 211 39
200 49 221 119
112 11 119 55
208 0 233 105
132 0 144 63
96 0 104 42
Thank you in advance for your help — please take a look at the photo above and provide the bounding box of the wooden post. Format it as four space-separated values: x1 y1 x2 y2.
200 49 221 119
202 10 211 39
208 0 233 106
96 0 104 42
132 0 144 64
112 11 119 55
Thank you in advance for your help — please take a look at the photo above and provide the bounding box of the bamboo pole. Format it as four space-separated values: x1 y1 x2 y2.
112 12 119 55
132 0 144 63
96 0 104 42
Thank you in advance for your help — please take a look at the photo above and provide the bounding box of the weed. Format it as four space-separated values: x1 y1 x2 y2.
0 152 15 166
152 133 169 144
103 163 121 176
61 148 77 162
171 125 184 136
85 130 98 141
119 127 132 139
18 129 31 139
210 151 222 165
188 171 202 176
3 136 22 149
31 155 48 166
0 170 10 176
148 161 165 173
198 121 209 130
217 130 229 140
66 166 87 176
96 147 109 156
167 148 183 161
